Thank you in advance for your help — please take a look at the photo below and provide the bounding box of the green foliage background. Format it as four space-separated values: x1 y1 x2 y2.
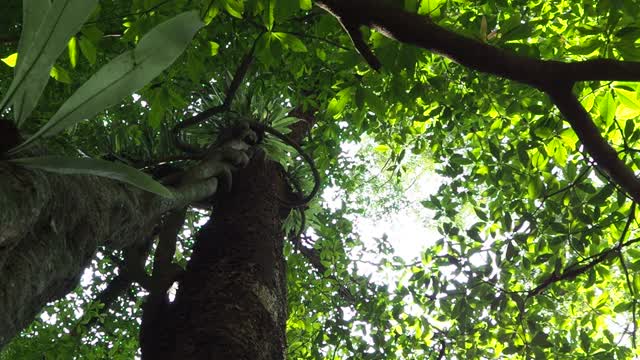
1 0 640 358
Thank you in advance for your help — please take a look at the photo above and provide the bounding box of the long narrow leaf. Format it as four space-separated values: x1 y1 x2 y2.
12 11 204 152
10 156 174 198
0 0 98 125
15 0 52 78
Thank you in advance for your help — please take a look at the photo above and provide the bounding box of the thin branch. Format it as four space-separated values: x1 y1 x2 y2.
619 251 637 349
172 36 261 153
528 204 636 297
140 209 187 355
618 203 637 349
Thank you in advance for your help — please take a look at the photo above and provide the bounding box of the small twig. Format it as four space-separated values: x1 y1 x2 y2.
618 203 637 348
315 3 381 70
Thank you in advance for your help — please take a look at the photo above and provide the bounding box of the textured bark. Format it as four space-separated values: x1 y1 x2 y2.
0 161 178 349
143 151 289 359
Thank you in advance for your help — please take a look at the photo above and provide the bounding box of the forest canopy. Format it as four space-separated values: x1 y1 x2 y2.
1 0 640 359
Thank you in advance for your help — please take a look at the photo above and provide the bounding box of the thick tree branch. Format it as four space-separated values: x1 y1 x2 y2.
315 0 640 202
315 1 640 86
548 87 640 203
0 164 175 348
140 209 186 355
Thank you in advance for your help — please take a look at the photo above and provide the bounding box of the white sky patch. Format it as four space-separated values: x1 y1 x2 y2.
324 139 443 276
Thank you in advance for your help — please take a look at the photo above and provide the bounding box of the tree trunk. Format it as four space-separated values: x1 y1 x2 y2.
0 161 177 348
142 149 289 359
0 154 215 349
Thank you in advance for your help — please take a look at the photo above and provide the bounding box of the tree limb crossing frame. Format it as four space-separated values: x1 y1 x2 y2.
315 0 640 203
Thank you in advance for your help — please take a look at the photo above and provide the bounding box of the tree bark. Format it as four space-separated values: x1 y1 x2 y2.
142 150 289 359
0 149 220 349
0 161 176 348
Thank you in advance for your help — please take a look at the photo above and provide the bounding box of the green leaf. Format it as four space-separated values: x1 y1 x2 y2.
203 5 220 25
614 87 640 110
590 184 614 204
597 91 616 126
209 41 220 56
271 116 301 132
272 32 308 52
12 11 204 153
532 332 553 348
1 53 18 67
299 0 312 10
49 65 72 84
568 38 603 55
527 177 543 199
0 0 99 126
78 36 97 65
614 87 640 120
221 0 244 18
264 0 275 30
374 144 391 153
418 0 445 17
68 36 78 68
15 0 51 71
274 0 299 21
10 156 174 198
326 87 354 118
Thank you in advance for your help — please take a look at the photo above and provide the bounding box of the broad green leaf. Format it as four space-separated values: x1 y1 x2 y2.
580 91 596 112
614 87 640 110
568 39 603 55
222 0 244 18
418 0 444 17
12 11 204 152
272 32 308 52
614 87 640 120
0 0 98 126
272 116 301 132
78 36 97 65
10 156 174 198
264 0 275 30
209 41 220 56
327 87 354 118
299 0 312 10
15 0 51 71
374 144 391 153
274 0 299 21
203 5 220 25
80 25 103 44
590 184 614 204
597 91 616 127
1 53 18 67
527 177 543 199
49 65 72 84
68 36 78 68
